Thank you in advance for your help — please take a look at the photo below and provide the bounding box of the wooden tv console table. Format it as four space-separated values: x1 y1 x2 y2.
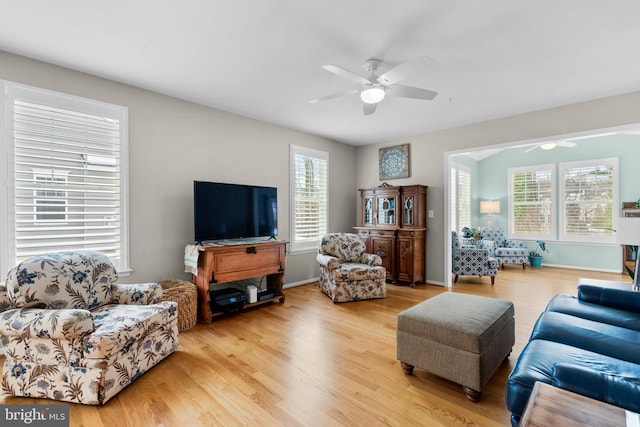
192 241 287 323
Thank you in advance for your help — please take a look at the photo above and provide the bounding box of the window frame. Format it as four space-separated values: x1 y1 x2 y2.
0 81 130 275
559 157 618 244
289 144 328 253
450 162 471 233
508 163 556 241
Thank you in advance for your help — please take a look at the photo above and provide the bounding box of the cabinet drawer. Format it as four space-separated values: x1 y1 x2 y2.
371 229 396 237
398 230 415 238
356 229 371 237
214 246 281 273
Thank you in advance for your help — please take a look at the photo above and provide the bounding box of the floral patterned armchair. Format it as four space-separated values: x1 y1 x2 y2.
0 251 179 404
477 227 528 269
317 233 387 303
452 231 498 285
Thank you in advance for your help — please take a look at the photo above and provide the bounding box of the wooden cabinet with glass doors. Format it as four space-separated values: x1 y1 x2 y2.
354 184 427 287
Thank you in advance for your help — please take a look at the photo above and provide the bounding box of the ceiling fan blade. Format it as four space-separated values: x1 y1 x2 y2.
363 102 377 116
322 64 370 85
386 84 438 100
376 55 431 86
309 88 359 104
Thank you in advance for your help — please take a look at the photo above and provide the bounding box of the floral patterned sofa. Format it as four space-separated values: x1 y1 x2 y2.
317 233 387 303
0 251 179 404
478 227 528 269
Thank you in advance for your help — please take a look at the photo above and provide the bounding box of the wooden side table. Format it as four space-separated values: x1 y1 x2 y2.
519 381 637 427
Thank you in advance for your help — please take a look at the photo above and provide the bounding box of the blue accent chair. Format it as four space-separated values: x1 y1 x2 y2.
478 227 528 269
452 231 498 285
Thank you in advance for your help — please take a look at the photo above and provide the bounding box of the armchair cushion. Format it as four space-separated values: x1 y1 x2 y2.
319 233 367 262
84 301 177 362
5 251 117 310
331 263 387 281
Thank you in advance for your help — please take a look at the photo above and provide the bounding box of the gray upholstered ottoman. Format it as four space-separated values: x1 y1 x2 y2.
397 292 514 401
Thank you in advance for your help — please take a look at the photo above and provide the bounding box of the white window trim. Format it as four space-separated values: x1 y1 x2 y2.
450 162 471 233
289 144 329 253
559 157 618 244
0 81 131 276
508 163 556 241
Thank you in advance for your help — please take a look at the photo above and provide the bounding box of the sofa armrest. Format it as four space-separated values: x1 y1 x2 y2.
0 307 94 339
457 247 489 260
111 283 163 305
358 252 382 266
578 283 640 313
552 363 640 413
479 240 496 256
316 254 340 270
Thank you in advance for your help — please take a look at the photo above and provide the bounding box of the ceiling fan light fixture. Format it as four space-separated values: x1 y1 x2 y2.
360 86 386 104
540 142 557 150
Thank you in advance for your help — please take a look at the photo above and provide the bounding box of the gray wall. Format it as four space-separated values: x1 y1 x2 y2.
0 50 357 285
356 92 640 285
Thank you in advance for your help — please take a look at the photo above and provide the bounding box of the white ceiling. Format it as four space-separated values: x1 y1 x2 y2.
1 1 640 146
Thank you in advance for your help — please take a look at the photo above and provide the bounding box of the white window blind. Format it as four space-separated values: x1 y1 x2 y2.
450 163 471 233
560 158 617 243
509 164 555 240
290 145 328 252
1 82 129 274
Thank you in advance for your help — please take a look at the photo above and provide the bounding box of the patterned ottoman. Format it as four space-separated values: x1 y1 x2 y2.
397 292 515 401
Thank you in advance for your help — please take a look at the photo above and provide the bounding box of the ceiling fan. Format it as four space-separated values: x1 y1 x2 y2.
309 57 438 116
524 141 577 153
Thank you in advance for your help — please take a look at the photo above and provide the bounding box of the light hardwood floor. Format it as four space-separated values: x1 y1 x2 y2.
0 267 631 426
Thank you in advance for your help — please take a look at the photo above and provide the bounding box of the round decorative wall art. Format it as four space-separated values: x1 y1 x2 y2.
379 143 410 180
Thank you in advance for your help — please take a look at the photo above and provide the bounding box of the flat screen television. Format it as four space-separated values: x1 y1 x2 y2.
193 181 278 243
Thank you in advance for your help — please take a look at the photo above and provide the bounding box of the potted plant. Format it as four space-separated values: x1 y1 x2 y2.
461 227 482 239
529 240 548 268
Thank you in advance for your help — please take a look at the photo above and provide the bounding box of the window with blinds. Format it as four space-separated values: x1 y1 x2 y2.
290 145 328 252
450 163 471 233
1 82 129 274
560 158 617 243
509 164 555 240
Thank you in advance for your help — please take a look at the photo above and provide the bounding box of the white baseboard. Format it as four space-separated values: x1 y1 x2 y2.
284 278 319 289
540 263 624 274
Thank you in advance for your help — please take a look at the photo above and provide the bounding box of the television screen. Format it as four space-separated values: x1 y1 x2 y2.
194 181 278 243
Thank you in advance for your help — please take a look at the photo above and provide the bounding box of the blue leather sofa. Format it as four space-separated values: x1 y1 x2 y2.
506 281 640 426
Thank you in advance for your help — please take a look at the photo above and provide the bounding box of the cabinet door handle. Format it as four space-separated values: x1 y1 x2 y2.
378 231 385 235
